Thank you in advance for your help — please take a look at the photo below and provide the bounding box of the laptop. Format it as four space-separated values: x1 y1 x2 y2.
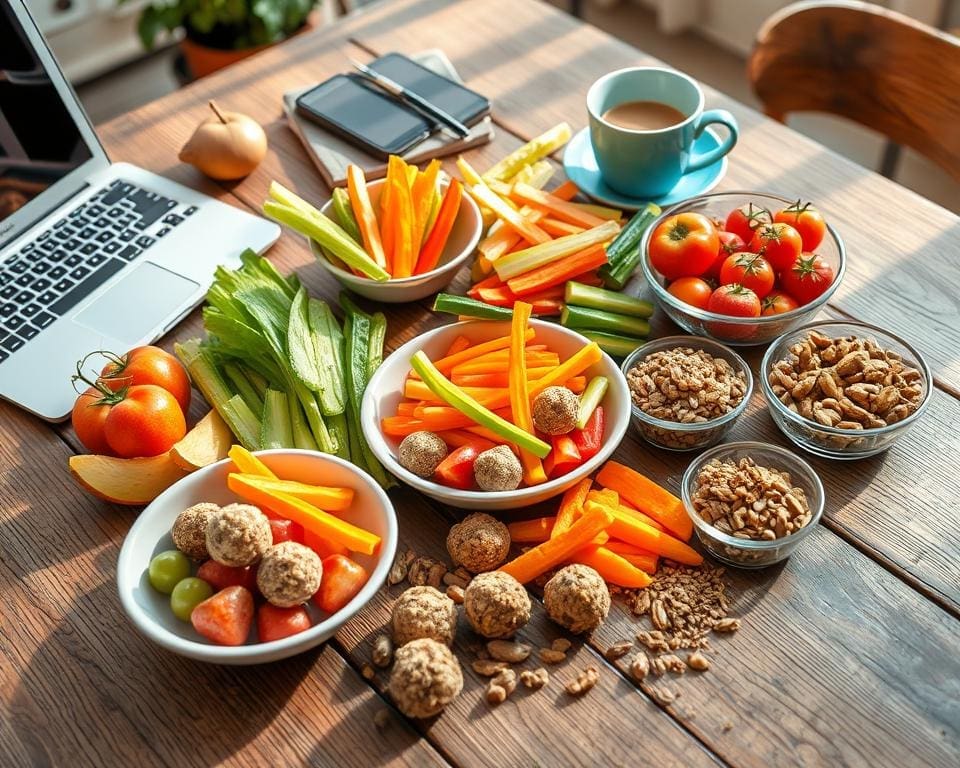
0 0 280 421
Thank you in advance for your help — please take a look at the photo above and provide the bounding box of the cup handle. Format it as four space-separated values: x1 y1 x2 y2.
687 109 739 173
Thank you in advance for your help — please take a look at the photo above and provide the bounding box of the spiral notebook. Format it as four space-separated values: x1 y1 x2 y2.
283 50 494 188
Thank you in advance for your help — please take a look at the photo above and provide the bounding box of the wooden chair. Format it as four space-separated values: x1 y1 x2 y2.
748 1 960 180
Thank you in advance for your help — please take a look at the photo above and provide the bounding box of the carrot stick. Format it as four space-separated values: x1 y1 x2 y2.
411 159 441 251
552 477 593 538
570 544 652 588
506 244 607 297
228 474 381 555
391 166 416 278
604 540 660 573
434 429 498 452
413 328 534 377
585 501 701 566
500 504 613 584
451 368 553 387
302 529 349 559
228 444 277 479
512 182 607 228
612 503 665 531
508 301 547 485
415 177 462 274
463 424 516 446
467 182 551 245
596 461 692 541
444 335 472 356
617 552 660 574
469 272 506 295
395 401 418 416
539 218 585 238
380 163 396 273
451 352 559 376
476 182 580 263
404 380 507 402
381 416 428 436
229 474 354 512
528 343 602 399
508 516 557 543
347 165 386 269
550 179 579 199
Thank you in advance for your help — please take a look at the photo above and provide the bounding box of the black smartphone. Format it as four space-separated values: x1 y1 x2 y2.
295 53 490 160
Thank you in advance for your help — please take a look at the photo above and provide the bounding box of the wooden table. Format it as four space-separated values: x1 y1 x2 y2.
2 1 958 766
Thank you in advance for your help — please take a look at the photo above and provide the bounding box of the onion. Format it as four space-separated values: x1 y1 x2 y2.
179 101 267 180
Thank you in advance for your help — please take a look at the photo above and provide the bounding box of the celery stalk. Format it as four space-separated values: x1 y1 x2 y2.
576 376 609 429
331 187 362 244
296 382 334 454
579 331 646 359
410 351 552 459
223 362 265 415
261 389 293 449
565 282 654 318
327 412 351 461
242 366 269 398
288 395 318 450
222 394 262 450
509 160 554 189
263 201 390 282
482 123 572 182
494 220 620 280
307 299 346 416
561 304 651 338
288 287 325 394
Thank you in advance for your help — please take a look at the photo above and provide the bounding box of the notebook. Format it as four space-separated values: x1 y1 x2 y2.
283 50 494 188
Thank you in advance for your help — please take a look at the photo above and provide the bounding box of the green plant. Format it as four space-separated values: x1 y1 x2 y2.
129 0 317 51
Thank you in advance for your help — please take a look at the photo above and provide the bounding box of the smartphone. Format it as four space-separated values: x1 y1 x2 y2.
295 53 490 160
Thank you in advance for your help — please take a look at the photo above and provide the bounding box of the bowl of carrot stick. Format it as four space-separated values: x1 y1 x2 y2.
360 311 631 511
312 158 482 303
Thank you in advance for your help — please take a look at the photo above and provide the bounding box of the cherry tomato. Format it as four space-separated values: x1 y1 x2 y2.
258 604 312 643
648 212 719 280
719 252 775 298
708 284 761 317
314 555 369 614
71 387 114 455
749 222 803 272
774 200 826 251
706 231 748 278
724 202 772 243
761 292 800 316
100 345 191 414
667 277 713 310
102 384 187 458
779 252 835 305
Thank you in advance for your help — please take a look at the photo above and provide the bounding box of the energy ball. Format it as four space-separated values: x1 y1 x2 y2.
532 386 579 435
389 638 463 719
172 502 219 560
391 586 458 647
256 541 323 608
544 564 610 634
463 571 531 639
205 503 272 567
473 446 522 492
399 431 448 478
446 513 511 573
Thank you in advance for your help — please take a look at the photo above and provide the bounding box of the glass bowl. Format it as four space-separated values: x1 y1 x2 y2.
760 320 933 459
639 191 846 346
620 335 753 452
681 441 825 569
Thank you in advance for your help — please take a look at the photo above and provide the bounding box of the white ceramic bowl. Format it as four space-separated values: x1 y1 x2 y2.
311 178 482 303
117 449 397 665
361 320 631 511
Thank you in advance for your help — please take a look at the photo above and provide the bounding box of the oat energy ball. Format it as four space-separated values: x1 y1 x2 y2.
532 386 579 435
389 638 463 718
544 564 610 634
463 571 531 639
205 503 272 567
256 541 323 607
391 586 458 647
446 513 511 573
473 446 522 492
172 502 219 560
399 431 448 478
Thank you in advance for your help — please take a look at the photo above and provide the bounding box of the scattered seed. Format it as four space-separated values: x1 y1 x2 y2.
649 686 676 706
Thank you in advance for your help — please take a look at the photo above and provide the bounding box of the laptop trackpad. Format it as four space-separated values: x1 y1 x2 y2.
74 262 200 345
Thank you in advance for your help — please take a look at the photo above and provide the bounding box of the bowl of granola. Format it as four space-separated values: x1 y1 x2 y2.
761 321 932 459
621 336 753 451
681 441 824 568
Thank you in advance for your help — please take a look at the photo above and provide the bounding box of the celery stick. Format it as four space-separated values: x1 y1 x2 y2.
288 287 324 393
288 394 318 450
576 376 609 429
327 412 351 461
331 187 362 244
242 366 269 398
433 293 513 320
367 311 387 380
494 220 620 280
263 201 390 282
307 299 346 416
565 282 654 318
296 382 334 454
509 160 554 189
222 394 262 450
410 351 552 459
223 362 265 415
580 331 646 359
482 123 572 182
562 304 650 338
261 389 293 449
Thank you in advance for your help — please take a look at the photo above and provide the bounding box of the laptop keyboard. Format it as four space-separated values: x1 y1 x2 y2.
0 179 198 365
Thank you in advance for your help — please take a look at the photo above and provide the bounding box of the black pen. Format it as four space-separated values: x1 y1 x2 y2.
350 59 471 138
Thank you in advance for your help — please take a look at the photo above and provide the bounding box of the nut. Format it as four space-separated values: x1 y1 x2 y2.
446 585 465 604
564 666 599 696
388 548 416 586
372 634 394 668
520 668 549 690
551 638 572 653
539 648 566 664
714 617 741 632
486 640 531 664
408 555 447 588
486 668 517 704
361 664 375 680
629 653 650 681
604 640 634 661
472 659 509 677
687 651 710 671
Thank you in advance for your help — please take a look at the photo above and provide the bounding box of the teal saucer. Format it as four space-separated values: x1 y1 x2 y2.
562 126 728 211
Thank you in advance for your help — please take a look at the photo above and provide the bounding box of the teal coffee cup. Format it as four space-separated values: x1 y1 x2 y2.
587 67 738 198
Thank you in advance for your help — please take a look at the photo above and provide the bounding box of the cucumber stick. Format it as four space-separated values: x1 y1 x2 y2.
433 293 513 320
331 187 362 244
561 304 650 338
580 331 646 359
565 282 654 318
494 220 620 280
604 203 661 265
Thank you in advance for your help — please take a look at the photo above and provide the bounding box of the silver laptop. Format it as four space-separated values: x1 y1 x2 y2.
0 0 280 421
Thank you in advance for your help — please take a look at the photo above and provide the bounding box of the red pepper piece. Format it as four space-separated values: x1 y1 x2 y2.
434 444 483 489
571 406 604 461
543 433 583 478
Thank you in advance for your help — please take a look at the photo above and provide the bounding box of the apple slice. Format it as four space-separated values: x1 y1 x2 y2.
170 409 233 472
69 453 188 506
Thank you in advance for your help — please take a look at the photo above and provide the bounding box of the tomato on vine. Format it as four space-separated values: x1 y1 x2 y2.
748 222 803 272
779 253 835 304
648 212 719 280
774 200 826 251
99 345 191 414
761 292 800 316
705 230 748 279
724 202 772 244
707 284 761 317
719 252 775 298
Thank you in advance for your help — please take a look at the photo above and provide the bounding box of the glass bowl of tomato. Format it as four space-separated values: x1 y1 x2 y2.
760 320 933 459
639 191 846 346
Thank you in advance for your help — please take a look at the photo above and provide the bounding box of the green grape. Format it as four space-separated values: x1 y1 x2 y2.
170 577 214 621
148 550 191 594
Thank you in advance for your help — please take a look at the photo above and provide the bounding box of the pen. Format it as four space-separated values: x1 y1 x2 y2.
350 59 471 138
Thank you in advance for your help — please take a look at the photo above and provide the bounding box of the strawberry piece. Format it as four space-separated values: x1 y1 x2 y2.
257 603 312 643
191 586 254 646
197 560 257 592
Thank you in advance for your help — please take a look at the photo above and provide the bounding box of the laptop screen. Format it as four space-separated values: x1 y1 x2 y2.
0 3 94 226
